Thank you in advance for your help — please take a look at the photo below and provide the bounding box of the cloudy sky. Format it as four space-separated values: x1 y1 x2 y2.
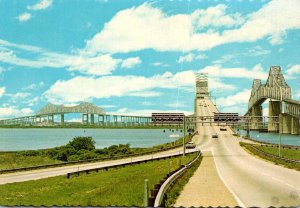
0 0 300 119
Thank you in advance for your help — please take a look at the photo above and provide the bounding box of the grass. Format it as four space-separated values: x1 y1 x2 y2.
0 153 195 207
0 152 59 170
163 155 202 207
240 142 300 171
257 145 300 161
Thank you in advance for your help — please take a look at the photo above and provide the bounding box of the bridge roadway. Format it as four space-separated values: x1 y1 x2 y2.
177 98 300 207
0 145 195 185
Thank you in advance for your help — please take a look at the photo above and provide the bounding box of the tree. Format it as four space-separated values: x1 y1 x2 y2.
67 136 96 151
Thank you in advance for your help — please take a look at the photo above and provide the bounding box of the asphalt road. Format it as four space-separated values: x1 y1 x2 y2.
0 146 195 185
195 98 300 207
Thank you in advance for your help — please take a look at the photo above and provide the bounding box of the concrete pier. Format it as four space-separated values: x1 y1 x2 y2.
279 114 291 134
268 101 281 132
61 114 64 125
250 105 262 130
291 117 299 135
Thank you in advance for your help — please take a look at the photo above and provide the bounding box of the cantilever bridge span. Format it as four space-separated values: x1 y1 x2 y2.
245 66 299 134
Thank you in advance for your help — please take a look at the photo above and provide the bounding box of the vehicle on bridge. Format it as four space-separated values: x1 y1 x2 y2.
186 141 196 149
212 133 218 138
220 127 227 131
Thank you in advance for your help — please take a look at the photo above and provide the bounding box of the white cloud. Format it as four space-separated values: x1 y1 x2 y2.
217 89 251 107
0 107 33 119
83 1 300 54
285 64 300 79
295 90 300 99
44 70 234 104
0 39 42 52
196 54 208 60
0 43 136 76
193 4 244 28
245 45 270 56
151 62 169 67
177 53 208 63
177 53 195 63
22 81 45 91
165 102 187 108
121 57 141 69
18 13 31 22
7 92 31 103
141 101 154 106
27 0 53 10
263 107 269 117
128 91 161 97
0 87 5 97
198 64 268 80
212 54 235 64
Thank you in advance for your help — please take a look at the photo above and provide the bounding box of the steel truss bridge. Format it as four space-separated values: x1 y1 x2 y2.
0 102 187 128
245 66 299 134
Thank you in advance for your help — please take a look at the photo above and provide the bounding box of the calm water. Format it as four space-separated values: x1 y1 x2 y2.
0 128 183 151
235 129 300 146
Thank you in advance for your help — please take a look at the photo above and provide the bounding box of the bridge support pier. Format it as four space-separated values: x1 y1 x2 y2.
291 117 299 135
250 105 262 130
90 114 94 125
268 101 281 132
279 114 291 134
61 114 64 125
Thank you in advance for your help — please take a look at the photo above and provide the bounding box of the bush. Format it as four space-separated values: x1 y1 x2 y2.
67 137 96 151
20 150 40 156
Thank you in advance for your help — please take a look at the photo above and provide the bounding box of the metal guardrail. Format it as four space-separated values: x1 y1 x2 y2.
67 151 197 178
0 134 195 174
249 145 300 164
153 150 202 207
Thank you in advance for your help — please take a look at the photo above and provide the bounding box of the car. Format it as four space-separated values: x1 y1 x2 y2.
220 127 227 131
212 133 218 138
186 141 196 149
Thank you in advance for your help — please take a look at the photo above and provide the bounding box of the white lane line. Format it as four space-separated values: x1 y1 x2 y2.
212 149 246 208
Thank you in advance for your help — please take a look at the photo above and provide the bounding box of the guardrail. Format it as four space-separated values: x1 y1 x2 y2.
0 134 195 174
246 144 300 164
153 150 202 207
66 151 197 178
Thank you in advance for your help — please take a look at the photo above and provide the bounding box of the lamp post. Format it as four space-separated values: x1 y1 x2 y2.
183 117 186 157
279 86 282 157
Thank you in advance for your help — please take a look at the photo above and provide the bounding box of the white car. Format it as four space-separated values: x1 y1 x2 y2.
186 141 196 149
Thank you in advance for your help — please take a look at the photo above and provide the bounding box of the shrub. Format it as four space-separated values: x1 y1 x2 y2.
20 150 40 156
67 137 96 151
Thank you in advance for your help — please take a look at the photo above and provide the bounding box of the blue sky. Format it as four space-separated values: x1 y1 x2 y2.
0 0 300 119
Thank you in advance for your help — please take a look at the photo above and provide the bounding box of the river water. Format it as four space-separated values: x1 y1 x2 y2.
0 128 183 151
235 129 300 146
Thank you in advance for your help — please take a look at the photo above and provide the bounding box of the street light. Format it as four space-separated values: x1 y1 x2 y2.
278 86 282 157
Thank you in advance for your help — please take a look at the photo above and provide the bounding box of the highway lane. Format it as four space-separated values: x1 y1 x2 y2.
196 98 300 207
0 146 191 185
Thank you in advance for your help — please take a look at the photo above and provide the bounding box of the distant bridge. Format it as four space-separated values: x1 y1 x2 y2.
245 66 299 134
0 102 189 128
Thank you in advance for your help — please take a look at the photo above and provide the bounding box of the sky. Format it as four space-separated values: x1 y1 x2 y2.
0 0 300 120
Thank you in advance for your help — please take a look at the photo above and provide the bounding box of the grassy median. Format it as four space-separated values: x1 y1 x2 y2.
0 153 195 206
240 142 300 171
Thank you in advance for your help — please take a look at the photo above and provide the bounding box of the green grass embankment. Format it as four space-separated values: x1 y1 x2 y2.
0 153 195 207
240 142 300 171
